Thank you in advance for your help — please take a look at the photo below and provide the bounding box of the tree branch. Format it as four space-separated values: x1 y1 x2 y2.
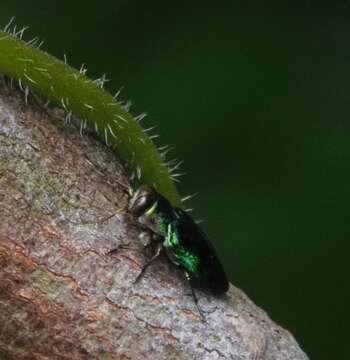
0 82 308 359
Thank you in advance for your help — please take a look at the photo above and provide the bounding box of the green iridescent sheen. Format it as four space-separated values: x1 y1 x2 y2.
129 184 229 314
174 248 200 274
165 223 200 273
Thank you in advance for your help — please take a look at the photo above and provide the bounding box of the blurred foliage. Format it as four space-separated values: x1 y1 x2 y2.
1 1 349 358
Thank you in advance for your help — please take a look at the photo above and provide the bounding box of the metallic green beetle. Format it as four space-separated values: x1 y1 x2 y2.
128 185 229 317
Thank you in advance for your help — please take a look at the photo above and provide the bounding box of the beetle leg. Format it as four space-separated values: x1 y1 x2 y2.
134 242 163 284
106 243 141 255
99 204 128 224
184 272 206 322
138 229 163 247
108 226 164 256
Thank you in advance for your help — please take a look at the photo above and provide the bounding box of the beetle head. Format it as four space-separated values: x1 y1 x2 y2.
129 185 157 217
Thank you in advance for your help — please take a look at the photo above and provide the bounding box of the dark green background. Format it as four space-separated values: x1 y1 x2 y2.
1 2 349 358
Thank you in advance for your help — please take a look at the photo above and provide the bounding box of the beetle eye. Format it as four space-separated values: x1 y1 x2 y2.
129 185 156 217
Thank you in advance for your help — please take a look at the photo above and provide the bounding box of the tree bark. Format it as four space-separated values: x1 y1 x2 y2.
0 81 309 360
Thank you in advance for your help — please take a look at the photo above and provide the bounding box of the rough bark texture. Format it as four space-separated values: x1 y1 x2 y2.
0 82 309 360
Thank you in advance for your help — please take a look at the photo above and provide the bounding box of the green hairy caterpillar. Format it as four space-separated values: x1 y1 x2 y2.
0 19 182 207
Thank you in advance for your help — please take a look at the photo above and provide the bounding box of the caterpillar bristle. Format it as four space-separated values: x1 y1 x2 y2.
3 17 15 33
84 103 94 111
149 134 159 140
169 160 183 173
135 113 147 122
14 26 28 39
23 72 37 84
116 114 128 124
181 193 197 203
107 124 116 138
79 63 88 75
123 100 132 112
93 74 109 88
113 86 124 100
143 126 156 133
65 111 72 124
24 86 29 104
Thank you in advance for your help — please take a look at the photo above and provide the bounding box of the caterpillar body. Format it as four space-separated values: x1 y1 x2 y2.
0 21 182 207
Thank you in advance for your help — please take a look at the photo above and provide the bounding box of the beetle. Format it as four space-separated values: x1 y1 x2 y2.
126 184 229 318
